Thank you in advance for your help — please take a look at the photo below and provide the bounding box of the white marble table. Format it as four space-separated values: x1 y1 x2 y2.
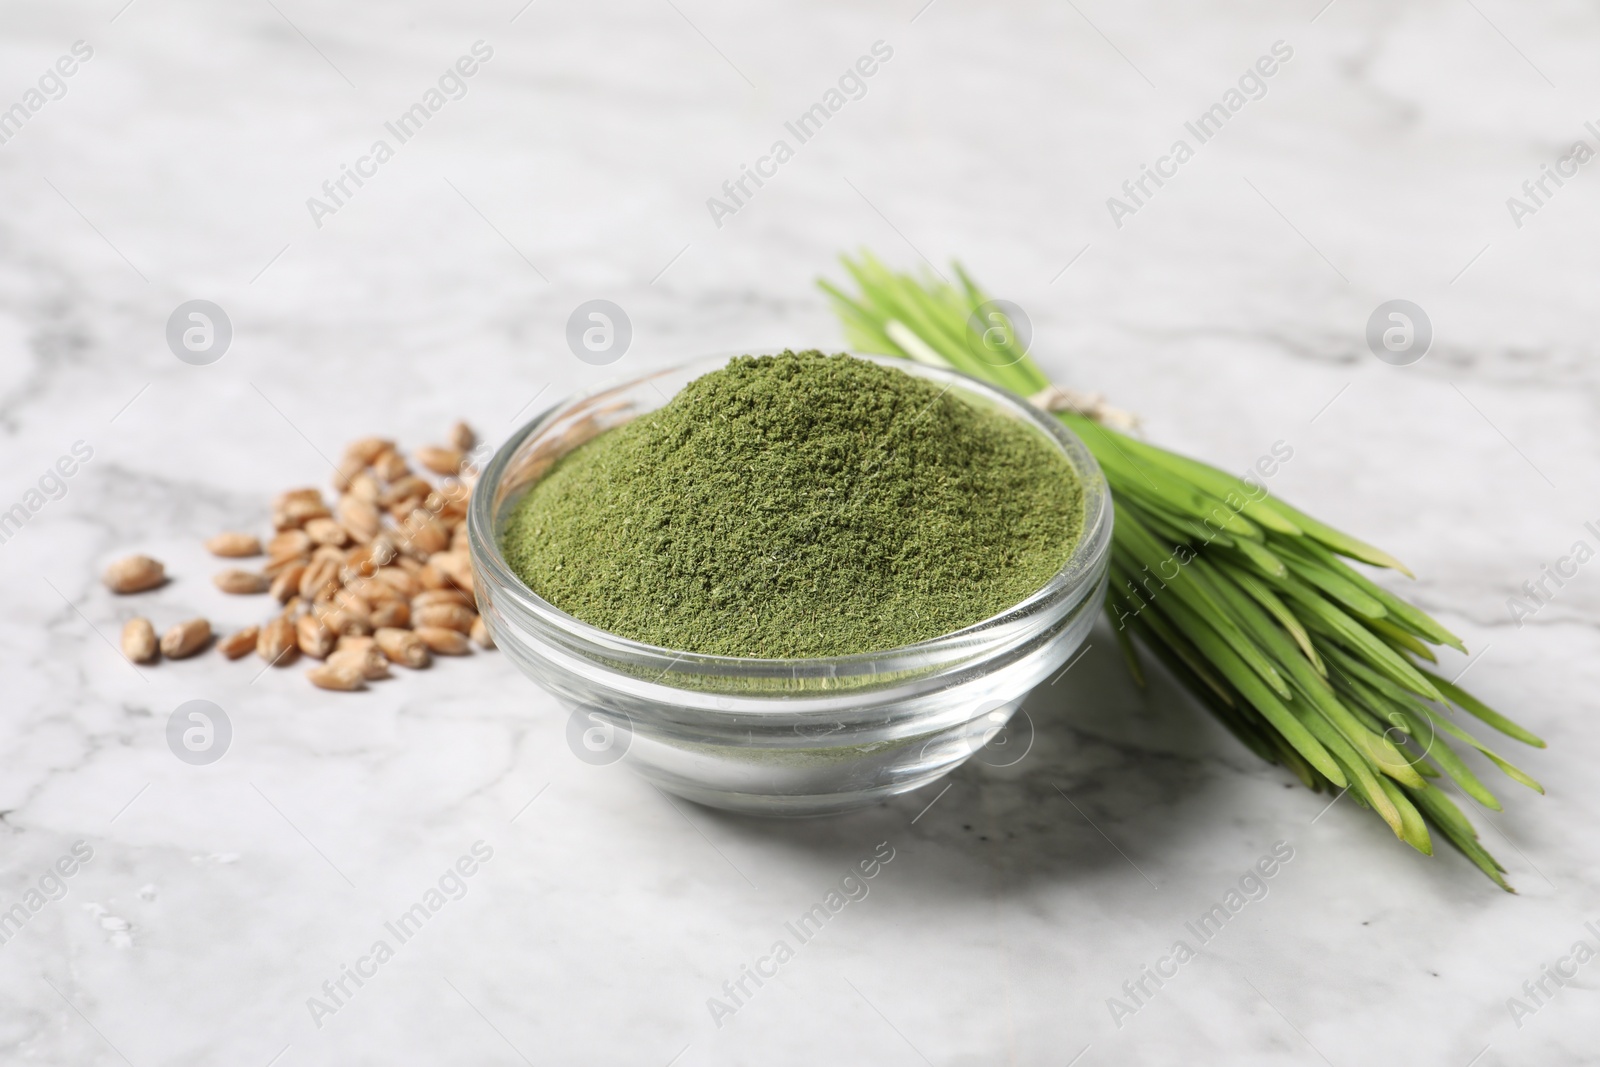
2 1 1596 1063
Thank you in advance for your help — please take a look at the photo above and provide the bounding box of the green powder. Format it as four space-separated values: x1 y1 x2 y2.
501 351 1085 658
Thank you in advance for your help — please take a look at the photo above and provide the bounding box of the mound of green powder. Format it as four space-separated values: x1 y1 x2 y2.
501 351 1085 658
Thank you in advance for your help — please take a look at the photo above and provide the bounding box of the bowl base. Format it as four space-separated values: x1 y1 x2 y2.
640 768 956 818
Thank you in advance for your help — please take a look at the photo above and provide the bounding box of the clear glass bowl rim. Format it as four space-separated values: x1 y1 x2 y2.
467 351 1112 677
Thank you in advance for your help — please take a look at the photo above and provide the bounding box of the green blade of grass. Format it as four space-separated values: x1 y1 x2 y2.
1419 668 1547 748
1282 582 1446 702
1229 537 1289 581
1309 725 1404 837
1120 497 1237 553
1271 538 1388 620
1324 662 1503 810
1097 445 1265 541
1407 786 1512 891
1085 420 1307 537
1381 702 1503 811
819 284 913 366
1319 642 1540 792
1108 606 1147 688
1110 574 1234 705
1367 616 1439 664
1152 593 1346 786
1285 537 1466 652
1122 494 1242 550
1414 704 1545 795
1317 639 1427 710
1115 509 1290 699
1194 557 1425 788
1376 776 1434 855
1256 496 1414 576
1215 560 1323 673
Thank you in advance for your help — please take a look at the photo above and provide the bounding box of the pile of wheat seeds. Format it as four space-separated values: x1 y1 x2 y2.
104 421 493 691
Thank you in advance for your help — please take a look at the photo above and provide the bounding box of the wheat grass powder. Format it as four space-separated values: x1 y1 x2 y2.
501 350 1085 658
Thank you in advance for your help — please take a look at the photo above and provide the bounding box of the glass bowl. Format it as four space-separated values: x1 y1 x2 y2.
467 353 1112 815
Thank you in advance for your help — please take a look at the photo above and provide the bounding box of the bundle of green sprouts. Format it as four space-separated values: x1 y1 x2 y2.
821 252 1544 890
